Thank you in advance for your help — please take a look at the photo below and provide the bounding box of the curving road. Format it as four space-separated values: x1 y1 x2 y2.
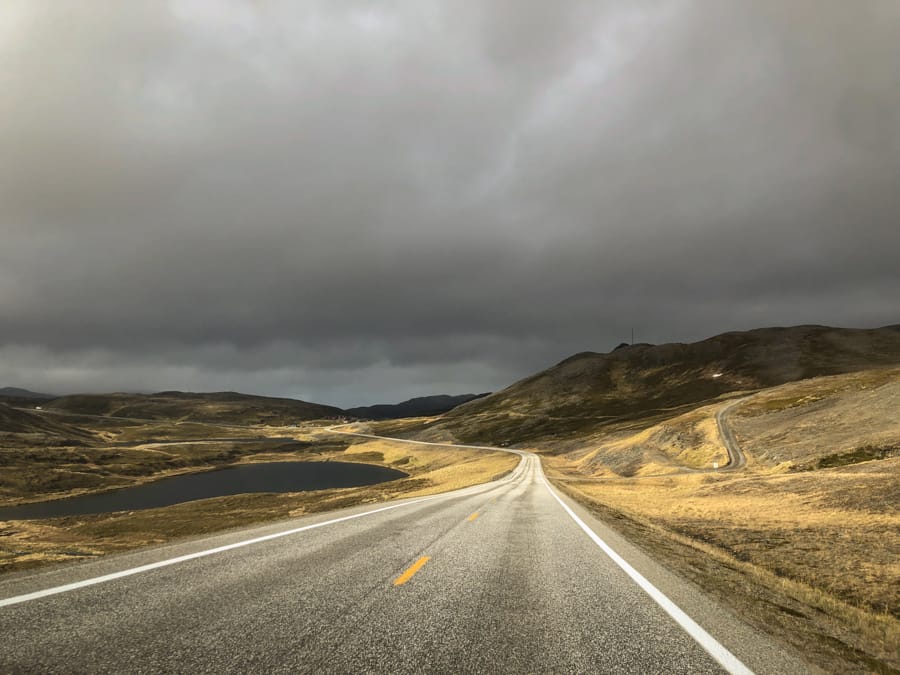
0 434 806 674
716 398 748 470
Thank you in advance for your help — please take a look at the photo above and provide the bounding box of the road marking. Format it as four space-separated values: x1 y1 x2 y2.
541 476 754 675
332 427 754 673
2 427 521 610
0 491 478 609
394 556 430 586
466 512 479 521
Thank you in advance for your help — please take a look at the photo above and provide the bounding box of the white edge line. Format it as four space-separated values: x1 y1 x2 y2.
0 477 506 609
337 428 753 673
0 497 434 608
7 424 751 672
540 473 754 675
1 431 527 609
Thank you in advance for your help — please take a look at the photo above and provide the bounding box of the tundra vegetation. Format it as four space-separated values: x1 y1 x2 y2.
2 325 898 673
0 407 516 575
392 362 900 674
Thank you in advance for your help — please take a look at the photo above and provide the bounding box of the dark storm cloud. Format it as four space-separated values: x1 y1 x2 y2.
1 1 899 406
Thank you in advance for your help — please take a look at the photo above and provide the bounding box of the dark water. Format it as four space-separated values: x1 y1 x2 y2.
0 461 408 520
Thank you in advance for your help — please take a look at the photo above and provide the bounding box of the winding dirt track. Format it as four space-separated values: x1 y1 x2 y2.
715 398 748 470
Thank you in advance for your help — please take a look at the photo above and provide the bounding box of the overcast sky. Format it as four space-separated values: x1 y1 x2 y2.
2 1 899 407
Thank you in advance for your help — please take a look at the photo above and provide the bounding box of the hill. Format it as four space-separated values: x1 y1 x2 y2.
542 365 900 670
346 393 489 420
0 387 55 400
0 403 94 442
0 387 57 406
556 364 900 478
436 324 900 445
44 391 344 425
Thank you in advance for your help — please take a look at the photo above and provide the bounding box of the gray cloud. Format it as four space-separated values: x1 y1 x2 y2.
1 1 899 406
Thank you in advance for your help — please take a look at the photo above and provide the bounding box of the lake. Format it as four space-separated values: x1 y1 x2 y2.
0 461 408 520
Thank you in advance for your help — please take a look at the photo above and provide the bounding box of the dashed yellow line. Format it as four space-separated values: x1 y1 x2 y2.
466 512 479 522
393 556 430 586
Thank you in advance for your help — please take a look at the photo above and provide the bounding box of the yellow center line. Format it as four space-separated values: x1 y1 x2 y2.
466 512 479 522
393 556 431 586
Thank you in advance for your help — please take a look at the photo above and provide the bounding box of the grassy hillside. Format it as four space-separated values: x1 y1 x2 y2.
346 393 489 420
0 403 94 443
44 391 344 425
439 325 900 445
0 387 57 408
0 387 55 401
540 366 900 672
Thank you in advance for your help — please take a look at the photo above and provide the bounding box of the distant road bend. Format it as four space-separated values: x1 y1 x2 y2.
0 431 807 673
716 398 749 470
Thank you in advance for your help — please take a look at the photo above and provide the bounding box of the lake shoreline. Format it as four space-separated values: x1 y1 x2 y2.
0 460 408 520
0 432 518 576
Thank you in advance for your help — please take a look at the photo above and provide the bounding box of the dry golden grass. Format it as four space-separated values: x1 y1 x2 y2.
570 403 730 476
0 431 517 576
547 464 900 615
340 438 517 496
544 366 900 673
553 477 899 673
109 420 296 443
0 419 330 508
731 367 900 469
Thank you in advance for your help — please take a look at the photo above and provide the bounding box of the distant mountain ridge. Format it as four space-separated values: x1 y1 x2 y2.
1 388 492 426
43 390 344 424
0 387 56 401
346 393 490 420
437 324 900 444
7 324 898 435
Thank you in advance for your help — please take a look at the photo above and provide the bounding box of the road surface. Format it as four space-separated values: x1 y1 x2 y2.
0 435 807 673
716 398 748 470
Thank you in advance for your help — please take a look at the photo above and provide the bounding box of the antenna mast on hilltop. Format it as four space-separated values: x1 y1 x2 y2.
631 327 634 345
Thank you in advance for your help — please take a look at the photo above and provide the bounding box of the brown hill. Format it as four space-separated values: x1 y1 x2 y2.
44 391 344 425
0 403 94 442
346 393 490 420
439 325 900 444
0 387 56 403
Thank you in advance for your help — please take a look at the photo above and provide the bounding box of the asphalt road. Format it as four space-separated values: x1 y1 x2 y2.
0 437 809 674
